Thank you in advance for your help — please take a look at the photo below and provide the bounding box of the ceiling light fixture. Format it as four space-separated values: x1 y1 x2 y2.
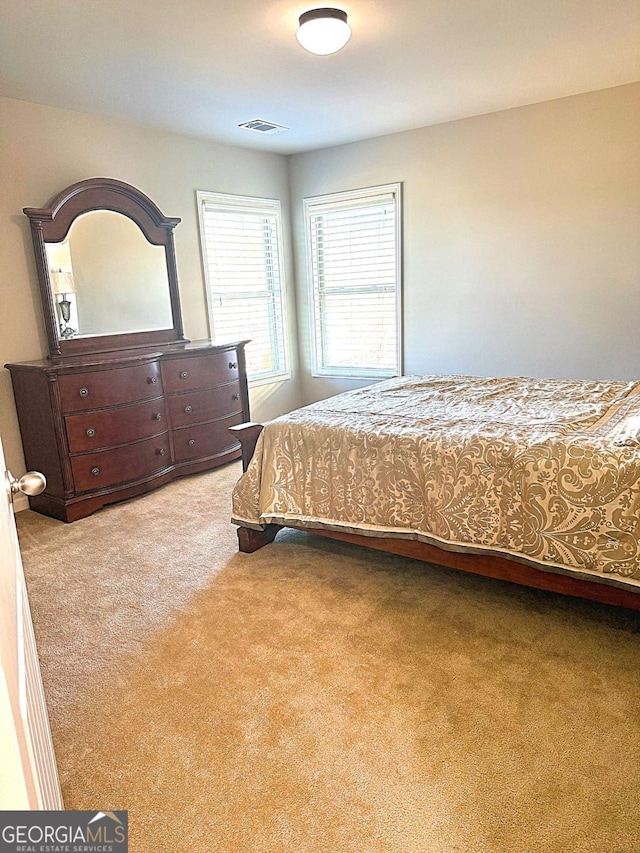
296 8 351 55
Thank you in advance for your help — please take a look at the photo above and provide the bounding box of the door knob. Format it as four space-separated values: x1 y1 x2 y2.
7 470 47 496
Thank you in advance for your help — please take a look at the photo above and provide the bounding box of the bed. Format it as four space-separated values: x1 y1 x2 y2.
230 374 640 610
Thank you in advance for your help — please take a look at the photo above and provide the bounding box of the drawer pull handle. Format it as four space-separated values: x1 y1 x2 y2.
228 361 237 370
157 447 166 456
184 405 193 414
232 393 240 401
180 371 189 379
147 376 158 384
153 412 163 421
91 466 100 476
188 439 196 447
79 387 89 397
86 428 96 438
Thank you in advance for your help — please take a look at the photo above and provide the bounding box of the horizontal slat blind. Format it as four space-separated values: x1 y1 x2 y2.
198 193 287 382
305 185 401 378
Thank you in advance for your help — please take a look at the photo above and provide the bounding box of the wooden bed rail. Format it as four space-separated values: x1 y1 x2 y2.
229 422 264 472
229 421 640 610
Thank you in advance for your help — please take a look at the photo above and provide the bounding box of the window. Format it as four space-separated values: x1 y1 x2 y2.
304 183 402 379
197 191 289 384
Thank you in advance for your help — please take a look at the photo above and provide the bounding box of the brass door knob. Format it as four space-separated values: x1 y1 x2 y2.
6 470 47 496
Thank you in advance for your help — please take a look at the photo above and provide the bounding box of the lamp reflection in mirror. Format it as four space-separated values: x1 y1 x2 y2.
50 268 77 338
296 8 351 55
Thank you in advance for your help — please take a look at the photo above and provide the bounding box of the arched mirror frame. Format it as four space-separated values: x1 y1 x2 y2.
24 177 187 360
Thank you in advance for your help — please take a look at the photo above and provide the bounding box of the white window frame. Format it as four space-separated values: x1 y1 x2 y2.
303 183 403 380
196 190 290 387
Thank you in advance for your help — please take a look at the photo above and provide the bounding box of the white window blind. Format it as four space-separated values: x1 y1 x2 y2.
197 192 288 384
304 184 402 379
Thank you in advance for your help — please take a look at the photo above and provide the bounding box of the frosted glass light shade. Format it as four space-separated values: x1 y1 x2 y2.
297 8 351 55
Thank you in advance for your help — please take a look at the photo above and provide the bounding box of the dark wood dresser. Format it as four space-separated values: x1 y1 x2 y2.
6 340 249 521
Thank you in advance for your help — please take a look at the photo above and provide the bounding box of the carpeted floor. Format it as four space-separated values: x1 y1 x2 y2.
16 461 640 852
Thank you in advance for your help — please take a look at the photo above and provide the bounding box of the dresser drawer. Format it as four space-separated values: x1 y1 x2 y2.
65 398 167 453
58 361 163 413
71 433 170 492
167 383 242 428
162 351 239 393
172 413 242 462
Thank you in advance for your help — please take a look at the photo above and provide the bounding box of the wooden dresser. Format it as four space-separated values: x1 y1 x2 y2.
6 340 249 521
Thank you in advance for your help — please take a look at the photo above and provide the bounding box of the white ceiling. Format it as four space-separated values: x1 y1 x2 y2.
1 0 638 154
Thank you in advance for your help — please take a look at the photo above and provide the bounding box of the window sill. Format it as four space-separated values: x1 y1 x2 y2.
248 371 292 389
311 367 400 381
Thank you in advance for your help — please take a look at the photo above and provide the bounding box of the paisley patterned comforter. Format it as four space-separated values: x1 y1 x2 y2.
232 375 640 588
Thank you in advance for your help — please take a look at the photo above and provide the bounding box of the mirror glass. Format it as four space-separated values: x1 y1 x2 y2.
44 210 173 338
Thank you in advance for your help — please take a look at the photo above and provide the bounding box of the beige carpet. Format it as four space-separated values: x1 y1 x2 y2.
17 462 640 853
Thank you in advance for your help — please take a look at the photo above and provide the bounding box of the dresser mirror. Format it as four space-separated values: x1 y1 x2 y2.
44 210 173 339
24 178 187 359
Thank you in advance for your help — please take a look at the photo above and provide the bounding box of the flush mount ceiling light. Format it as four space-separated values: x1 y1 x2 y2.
296 8 351 55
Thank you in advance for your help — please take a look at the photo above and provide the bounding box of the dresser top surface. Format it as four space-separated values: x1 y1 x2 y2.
5 339 249 373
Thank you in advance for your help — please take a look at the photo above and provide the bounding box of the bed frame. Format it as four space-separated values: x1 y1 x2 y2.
230 423 640 611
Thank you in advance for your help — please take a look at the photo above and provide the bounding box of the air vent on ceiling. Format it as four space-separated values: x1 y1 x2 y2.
238 119 289 135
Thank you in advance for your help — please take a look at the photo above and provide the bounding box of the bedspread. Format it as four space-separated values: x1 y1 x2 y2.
232 375 640 587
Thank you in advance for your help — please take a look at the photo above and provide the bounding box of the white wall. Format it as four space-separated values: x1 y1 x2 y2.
289 83 640 404
0 97 302 479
